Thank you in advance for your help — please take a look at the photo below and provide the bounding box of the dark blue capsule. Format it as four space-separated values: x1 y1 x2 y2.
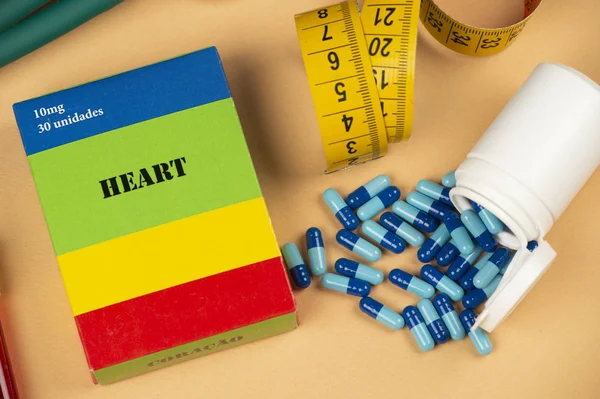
436 239 460 266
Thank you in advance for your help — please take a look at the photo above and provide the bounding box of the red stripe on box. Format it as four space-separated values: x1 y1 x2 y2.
75 256 295 370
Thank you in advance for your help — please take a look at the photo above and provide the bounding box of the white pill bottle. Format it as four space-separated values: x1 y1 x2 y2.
450 63 600 332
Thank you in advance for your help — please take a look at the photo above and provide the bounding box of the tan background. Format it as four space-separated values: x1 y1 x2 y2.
1 0 599 397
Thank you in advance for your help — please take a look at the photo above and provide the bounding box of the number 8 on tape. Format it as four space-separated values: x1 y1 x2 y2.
295 1 388 174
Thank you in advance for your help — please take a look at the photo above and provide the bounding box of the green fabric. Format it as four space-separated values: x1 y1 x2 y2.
0 0 123 67
28 99 262 255
0 0 49 32
93 312 298 385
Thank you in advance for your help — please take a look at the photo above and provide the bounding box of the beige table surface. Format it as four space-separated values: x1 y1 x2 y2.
1 0 599 398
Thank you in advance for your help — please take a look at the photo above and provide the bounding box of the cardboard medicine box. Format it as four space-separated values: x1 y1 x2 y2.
12 47 297 384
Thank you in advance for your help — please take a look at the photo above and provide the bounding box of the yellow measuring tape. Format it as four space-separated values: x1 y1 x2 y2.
295 0 543 173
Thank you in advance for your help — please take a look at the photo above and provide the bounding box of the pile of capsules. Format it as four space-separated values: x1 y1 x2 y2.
282 172 539 355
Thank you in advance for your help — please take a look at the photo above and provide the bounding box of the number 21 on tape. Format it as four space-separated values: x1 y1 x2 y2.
295 1 388 173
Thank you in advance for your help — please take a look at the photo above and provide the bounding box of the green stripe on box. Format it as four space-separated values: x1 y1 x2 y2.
92 312 298 385
28 98 262 255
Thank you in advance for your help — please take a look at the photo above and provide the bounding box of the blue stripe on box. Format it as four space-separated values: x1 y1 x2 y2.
13 47 231 156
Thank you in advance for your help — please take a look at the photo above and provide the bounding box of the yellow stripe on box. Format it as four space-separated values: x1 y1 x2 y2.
58 197 280 316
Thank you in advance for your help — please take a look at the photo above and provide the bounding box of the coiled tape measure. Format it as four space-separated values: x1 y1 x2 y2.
295 0 543 173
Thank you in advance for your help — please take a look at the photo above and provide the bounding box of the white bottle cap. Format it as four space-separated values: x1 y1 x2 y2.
473 240 556 332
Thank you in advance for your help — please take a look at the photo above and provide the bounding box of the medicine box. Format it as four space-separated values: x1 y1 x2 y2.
13 47 297 384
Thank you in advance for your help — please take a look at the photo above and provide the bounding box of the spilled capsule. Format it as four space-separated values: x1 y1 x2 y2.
379 212 425 247
361 220 406 254
407 192 454 221
417 224 450 263
469 200 504 235
281 243 311 289
388 268 435 298
346 175 391 209
321 273 370 297
460 309 493 356
442 211 475 255
473 248 510 288
433 293 466 340
335 258 384 285
462 274 502 309
460 252 492 291
448 245 483 281
357 186 401 221
403 306 435 351
441 171 456 188
392 200 439 233
336 229 382 262
360 297 405 330
421 264 464 301
416 179 454 207
417 299 450 344
323 188 359 230
436 239 460 267
306 227 326 276
461 209 497 252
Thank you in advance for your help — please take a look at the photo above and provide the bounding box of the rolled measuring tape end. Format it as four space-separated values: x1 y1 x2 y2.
295 1 389 174
296 0 543 173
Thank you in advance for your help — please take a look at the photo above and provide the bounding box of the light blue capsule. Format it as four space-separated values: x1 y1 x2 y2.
407 191 453 220
433 293 466 340
403 306 435 351
336 230 382 262
360 297 405 330
460 310 492 355
417 224 450 263
417 299 450 344
470 200 504 235
416 179 453 207
306 227 326 276
335 258 384 285
379 212 425 247
388 269 435 298
474 248 510 288
461 210 497 252
323 188 359 230
443 211 475 255
499 253 515 275
356 186 401 221
281 243 311 289
391 200 439 233
441 171 456 188
346 175 391 209
421 265 465 301
460 252 493 291
361 220 406 254
321 273 371 297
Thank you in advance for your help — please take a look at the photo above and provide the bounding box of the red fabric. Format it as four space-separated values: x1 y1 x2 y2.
75 257 295 370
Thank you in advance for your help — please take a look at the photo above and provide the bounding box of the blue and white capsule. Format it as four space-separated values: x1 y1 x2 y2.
460 252 492 291
359 297 405 330
379 212 425 247
388 268 435 298
473 248 511 288
448 245 483 281
420 264 464 301
336 229 382 262
441 171 456 188
460 309 492 355
442 211 475 255
462 274 502 309
335 258 384 285
416 179 454 207
321 273 371 297
417 224 450 263
469 200 504 235
361 220 406 254
460 209 497 252
346 175 391 209
406 191 454 221
281 243 311 289
391 200 439 233
433 293 466 340
323 188 359 230
417 299 450 344
356 186 401 221
436 239 460 267
306 227 326 276
403 306 435 351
